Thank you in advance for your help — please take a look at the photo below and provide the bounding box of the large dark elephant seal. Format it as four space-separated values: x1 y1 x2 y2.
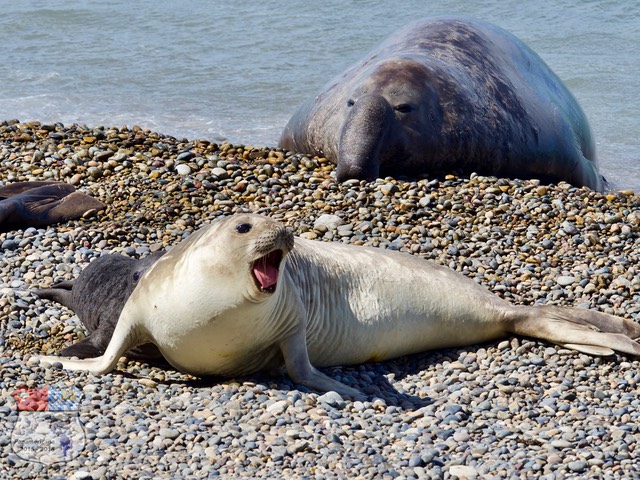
280 16 604 191
0 181 105 233
35 214 640 399
35 252 165 360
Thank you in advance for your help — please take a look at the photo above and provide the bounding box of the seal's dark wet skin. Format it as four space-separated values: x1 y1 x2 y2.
0 181 105 233
280 16 604 191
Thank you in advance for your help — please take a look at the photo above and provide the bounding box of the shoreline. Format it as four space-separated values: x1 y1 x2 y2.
2 120 640 478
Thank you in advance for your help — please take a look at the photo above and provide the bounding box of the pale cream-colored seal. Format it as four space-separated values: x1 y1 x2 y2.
36 213 640 399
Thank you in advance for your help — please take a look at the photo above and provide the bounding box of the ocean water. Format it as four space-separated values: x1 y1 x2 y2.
1 0 638 189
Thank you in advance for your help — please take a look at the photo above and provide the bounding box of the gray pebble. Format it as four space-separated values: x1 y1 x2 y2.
1 240 18 251
567 460 588 473
317 391 346 409
176 151 194 161
175 164 191 176
211 167 229 179
556 275 577 286
314 214 343 232
158 428 180 440
561 221 579 235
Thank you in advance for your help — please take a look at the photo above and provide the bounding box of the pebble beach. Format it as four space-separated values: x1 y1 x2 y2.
1 119 640 479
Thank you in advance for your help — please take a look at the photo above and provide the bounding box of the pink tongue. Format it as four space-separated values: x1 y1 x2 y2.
253 263 279 289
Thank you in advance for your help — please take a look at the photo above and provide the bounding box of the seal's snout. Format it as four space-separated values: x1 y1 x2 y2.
336 94 392 182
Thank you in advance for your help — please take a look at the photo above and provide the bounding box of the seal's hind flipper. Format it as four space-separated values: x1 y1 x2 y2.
48 191 105 221
510 305 640 357
20 184 104 223
58 324 162 360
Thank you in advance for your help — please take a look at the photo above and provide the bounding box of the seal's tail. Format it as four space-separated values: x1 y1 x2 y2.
508 305 640 357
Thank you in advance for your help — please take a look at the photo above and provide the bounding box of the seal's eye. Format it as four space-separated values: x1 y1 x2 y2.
133 271 141 282
235 223 252 234
347 99 355 107
394 104 413 113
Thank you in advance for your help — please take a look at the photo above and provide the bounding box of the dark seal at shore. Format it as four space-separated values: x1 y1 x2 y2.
281 16 604 190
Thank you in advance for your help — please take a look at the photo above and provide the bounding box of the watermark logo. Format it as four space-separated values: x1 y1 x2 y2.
10 385 86 465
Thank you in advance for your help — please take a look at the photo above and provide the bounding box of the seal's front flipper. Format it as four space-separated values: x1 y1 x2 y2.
510 305 640 357
59 336 162 361
127 343 164 361
60 336 106 359
279 329 366 401
34 311 143 374
35 353 116 373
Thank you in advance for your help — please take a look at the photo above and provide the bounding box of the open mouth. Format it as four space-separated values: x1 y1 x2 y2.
251 249 284 294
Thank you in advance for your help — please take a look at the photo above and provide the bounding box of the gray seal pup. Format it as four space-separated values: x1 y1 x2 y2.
0 181 105 233
280 16 603 190
35 252 165 360
35 214 640 399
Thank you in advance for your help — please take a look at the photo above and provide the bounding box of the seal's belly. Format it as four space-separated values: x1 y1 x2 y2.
145 312 281 377
160 339 279 377
306 307 505 368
